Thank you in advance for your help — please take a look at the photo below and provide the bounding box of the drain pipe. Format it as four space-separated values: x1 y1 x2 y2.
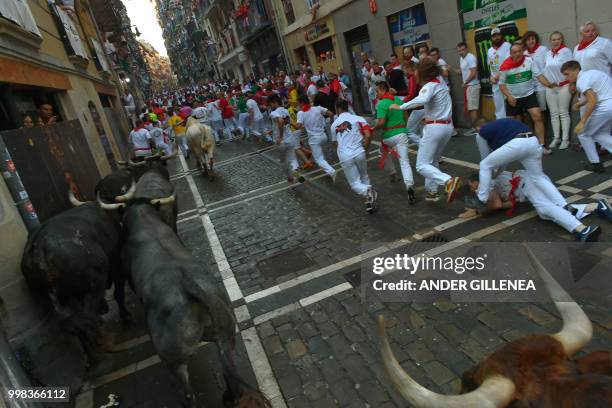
0 136 40 232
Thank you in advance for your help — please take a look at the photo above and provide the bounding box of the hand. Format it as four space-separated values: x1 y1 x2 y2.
462 82 468 88
572 102 582 111
548 83 557 89
507 96 517 107
388 104 401 110
490 76 498 85
458 208 478 219
49 116 57 124
574 120 585 134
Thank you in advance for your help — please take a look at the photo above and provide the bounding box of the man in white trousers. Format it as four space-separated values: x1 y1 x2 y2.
390 60 462 204
331 99 378 213
246 90 264 140
460 170 607 242
295 95 336 180
487 27 511 119
469 118 556 212
373 81 416 204
268 95 304 183
562 60 612 173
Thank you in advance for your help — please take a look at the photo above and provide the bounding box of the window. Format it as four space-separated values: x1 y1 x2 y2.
281 0 295 25
0 0 41 36
312 37 335 64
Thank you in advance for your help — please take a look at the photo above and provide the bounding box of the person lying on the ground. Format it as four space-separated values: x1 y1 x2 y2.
460 170 611 242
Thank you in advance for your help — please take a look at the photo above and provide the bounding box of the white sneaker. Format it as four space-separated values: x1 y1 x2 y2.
330 172 337 183
548 138 560 149
559 140 570 150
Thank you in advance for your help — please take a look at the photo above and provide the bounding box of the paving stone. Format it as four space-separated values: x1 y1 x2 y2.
287 339 308 359
303 381 328 401
297 322 320 340
435 323 464 344
278 373 303 399
327 334 356 361
311 397 338 408
477 311 510 333
318 321 339 340
318 357 344 383
341 325 366 344
263 335 284 356
341 297 364 317
408 310 426 329
469 325 504 350
340 355 372 383
307 336 332 361
355 381 390 406
310 309 329 324
433 298 457 312
460 338 488 363
329 378 358 407
287 395 311 408
518 305 557 326
422 361 457 386
271 314 292 327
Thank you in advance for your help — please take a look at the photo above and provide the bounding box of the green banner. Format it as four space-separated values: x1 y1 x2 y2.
461 0 527 30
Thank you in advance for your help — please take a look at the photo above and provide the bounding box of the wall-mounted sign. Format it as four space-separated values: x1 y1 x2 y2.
49 1 88 59
0 0 41 36
387 3 429 47
461 0 526 30
304 21 329 42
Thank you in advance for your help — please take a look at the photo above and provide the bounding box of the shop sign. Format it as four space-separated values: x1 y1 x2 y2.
304 21 329 42
388 3 429 46
461 0 526 30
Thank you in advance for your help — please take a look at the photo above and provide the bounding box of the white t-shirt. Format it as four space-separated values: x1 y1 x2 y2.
494 171 527 203
543 47 574 85
460 53 479 86
269 107 296 145
331 112 367 162
149 127 165 146
525 45 549 92
487 42 512 78
499 57 540 99
192 106 207 120
573 36 612 75
246 98 263 121
129 128 152 157
400 80 452 121
296 106 328 138
576 69 612 104
307 83 318 99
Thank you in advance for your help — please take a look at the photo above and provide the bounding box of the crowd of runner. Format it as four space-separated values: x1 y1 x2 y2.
126 20 612 241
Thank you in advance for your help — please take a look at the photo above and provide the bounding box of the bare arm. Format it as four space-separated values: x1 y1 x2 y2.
575 90 598 133
373 118 386 131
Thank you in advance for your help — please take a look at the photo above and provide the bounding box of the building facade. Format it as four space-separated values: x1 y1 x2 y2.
0 0 130 343
138 39 176 95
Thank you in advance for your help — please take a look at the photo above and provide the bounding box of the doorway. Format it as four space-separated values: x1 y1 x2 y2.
344 25 372 114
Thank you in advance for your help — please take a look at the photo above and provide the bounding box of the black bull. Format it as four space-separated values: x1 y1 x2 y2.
20 203 129 360
121 201 269 407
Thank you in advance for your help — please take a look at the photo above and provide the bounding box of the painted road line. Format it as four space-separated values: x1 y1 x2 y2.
179 152 286 408
299 283 353 307
588 178 612 193
555 159 612 185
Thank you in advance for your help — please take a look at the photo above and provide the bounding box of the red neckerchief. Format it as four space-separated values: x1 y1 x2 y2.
577 36 597 51
429 78 440 84
378 141 400 170
506 174 521 216
551 44 568 56
308 82 316 87
134 125 144 131
527 43 540 54
500 55 526 71
301 104 311 112
380 92 395 101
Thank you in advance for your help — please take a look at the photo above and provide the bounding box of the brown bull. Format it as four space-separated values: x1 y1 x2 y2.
185 116 215 180
379 246 612 408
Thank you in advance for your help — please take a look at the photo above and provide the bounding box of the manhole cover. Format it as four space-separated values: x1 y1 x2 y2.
257 249 315 280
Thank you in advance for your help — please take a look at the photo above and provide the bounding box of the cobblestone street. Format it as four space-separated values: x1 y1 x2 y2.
76 131 612 408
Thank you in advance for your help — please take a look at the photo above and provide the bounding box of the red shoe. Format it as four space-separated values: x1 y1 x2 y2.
301 161 314 169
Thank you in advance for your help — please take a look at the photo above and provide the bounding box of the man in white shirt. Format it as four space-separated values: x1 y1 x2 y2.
206 98 223 143
429 48 449 84
295 95 336 179
487 27 511 119
562 60 612 173
573 21 612 75
268 95 304 183
305 70 318 103
128 120 153 159
149 121 172 155
331 99 378 213
457 42 480 133
499 43 553 153
245 90 263 139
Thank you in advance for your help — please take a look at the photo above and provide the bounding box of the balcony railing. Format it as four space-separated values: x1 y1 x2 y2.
236 0 271 42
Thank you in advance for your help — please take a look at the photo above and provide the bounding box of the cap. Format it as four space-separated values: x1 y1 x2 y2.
491 27 501 35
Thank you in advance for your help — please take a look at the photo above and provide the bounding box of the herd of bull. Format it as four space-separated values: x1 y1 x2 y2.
20 149 269 407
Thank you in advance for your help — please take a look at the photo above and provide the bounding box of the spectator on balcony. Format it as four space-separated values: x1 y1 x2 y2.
36 103 57 126
21 114 35 129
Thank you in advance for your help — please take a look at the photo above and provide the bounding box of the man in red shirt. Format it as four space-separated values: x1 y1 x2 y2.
152 103 166 122
218 91 238 139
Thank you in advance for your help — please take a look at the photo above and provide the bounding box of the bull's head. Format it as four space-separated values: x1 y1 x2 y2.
378 245 599 408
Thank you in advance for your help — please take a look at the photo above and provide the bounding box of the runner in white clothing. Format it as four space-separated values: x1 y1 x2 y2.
149 121 172 155
128 120 153 158
295 95 336 179
245 90 263 138
268 95 304 183
331 99 378 213
487 27 512 119
562 61 612 173
390 59 462 204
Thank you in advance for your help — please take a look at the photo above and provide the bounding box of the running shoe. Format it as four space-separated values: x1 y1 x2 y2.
301 161 314 170
291 170 305 184
558 140 570 150
407 187 416 205
575 225 601 242
445 177 462 204
596 199 612 222
585 162 605 173
425 192 440 202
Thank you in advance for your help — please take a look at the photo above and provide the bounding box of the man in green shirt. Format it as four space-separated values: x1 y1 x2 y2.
374 81 416 204
236 91 249 138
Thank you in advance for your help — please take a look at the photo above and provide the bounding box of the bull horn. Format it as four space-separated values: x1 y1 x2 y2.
68 190 89 206
150 193 175 205
161 144 178 161
114 180 136 202
97 192 126 210
378 316 515 408
522 245 593 356
128 159 148 167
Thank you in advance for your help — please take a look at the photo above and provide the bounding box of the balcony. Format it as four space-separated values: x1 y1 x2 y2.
236 0 272 43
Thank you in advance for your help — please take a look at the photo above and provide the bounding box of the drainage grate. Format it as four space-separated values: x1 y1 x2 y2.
256 248 315 280
418 233 449 243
